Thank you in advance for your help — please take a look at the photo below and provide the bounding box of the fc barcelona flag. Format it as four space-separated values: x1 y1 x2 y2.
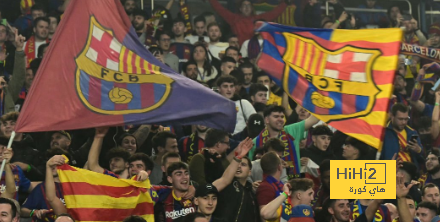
57 163 155 222
14 0 236 133
256 22 402 149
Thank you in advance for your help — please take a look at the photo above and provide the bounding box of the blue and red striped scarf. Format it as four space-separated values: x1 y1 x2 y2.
255 128 300 177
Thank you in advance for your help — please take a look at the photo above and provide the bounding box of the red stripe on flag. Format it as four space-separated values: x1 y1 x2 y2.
290 75 309 106
123 49 129 73
147 62 153 74
373 70 395 85
140 83 155 108
313 50 323 76
330 119 383 138
274 32 286 55
292 39 300 66
372 98 389 112
301 42 310 69
131 52 137 74
70 201 154 222
113 83 129 111
58 164 78 171
341 94 356 114
88 76 102 109
139 58 146 74
306 44 315 73
257 53 285 82
62 182 147 197
314 90 330 115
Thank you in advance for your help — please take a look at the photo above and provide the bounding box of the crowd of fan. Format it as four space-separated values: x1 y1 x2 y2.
1 0 440 221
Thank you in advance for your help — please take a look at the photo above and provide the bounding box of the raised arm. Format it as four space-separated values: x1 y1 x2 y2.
132 125 151 148
87 127 109 174
9 29 26 103
207 0 236 24
304 114 320 131
213 138 253 192
45 156 67 215
432 92 440 139
261 183 290 220
364 199 383 222
396 172 415 222
1 149 16 198
255 0 287 21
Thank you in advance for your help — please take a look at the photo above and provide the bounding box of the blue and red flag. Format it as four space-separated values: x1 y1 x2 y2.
256 22 402 149
15 0 236 133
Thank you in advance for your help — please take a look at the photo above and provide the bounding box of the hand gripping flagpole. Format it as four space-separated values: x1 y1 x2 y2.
0 131 15 174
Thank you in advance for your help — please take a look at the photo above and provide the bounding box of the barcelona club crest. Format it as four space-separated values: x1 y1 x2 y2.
282 33 381 122
75 16 174 115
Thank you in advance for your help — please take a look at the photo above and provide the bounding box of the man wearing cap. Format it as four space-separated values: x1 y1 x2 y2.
233 113 265 142
194 184 225 222
178 125 208 163
50 131 87 168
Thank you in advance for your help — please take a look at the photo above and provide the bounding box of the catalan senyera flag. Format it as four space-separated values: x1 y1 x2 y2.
15 0 236 133
57 163 155 222
256 22 402 150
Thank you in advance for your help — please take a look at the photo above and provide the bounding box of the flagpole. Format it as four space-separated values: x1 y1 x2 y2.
151 0 154 14
0 131 15 174
141 0 144 10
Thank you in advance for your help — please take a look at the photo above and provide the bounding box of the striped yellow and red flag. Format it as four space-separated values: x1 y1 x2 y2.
256 22 402 150
57 164 154 222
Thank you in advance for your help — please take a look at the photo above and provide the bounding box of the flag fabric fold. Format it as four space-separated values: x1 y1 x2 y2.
15 0 236 133
57 163 155 222
256 22 402 149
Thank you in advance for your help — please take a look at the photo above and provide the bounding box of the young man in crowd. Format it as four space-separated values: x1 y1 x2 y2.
250 138 287 183
207 22 228 60
416 201 437 222
185 15 209 44
300 125 334 165
23 17 49 67
421 183 440 207
219 56 236 76
159 152 181 185
150 131 179 184
156 31 179 72
182 61 198 80
419 150 440 188
249 83 268 106
239 61 255 94
179 125 208 163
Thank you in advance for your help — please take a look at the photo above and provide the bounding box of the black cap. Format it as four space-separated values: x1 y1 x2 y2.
247 114 265 137
195 184 218 197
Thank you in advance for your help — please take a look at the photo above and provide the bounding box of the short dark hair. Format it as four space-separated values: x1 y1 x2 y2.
221 56 236 65
155 30 173 41
152 131 177 153
225 46 239 55
249 83 268 97
0 198 17 218
162 152 181 167
31 4 46 13
422 183 440 196
183 60 197 72
242 156 252 170
391 103 409 116
47 12 60 24
289 178 314 193
253 102 266 113
263 138 285 153
123 215 146 222
29 58 42 76
312 125 333 137
417 201 437 213
239 61 254 70
33 16 50 28
260 152 281 175
166 162 189 177
263 105 286 118
128 153 154 172
399 161 418 181
183 212 206 222
107 148 131 163
256 71 270 80
173 16 186 25
207 22 220 31
118 133 138 147
1 112 19 123
230 70 245 85
132 8 146 19
204 128 229 148
193 15 205 25
216 75 237 87
37 43 49 58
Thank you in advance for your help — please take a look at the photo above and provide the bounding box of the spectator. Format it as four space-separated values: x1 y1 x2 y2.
159 152 181 185
185 15 209 44
341 137 369 160
182 60 198 80
421 183 440 208
356 0 387 28
47 12 59 40
216 76 256 134
227 35 240 49
207 0 287 44
178 125 207 163
224 46 239 63
150 131 178 184
156 31 179 72
238 61 255 94
250 138 287 183
249 83 268 106
191 43 218 84
416 201 437 222
219 56 235 76
23 17 49 67
207 22 228 60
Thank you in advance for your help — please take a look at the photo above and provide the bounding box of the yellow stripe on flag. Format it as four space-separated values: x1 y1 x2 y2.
135 55 141 74
309 46 321 74
127 50 133 73
373 56 399 71
295 41 305 66
303 43 312 72
346 133 382 150
331 29 403 43
357 111 388 125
